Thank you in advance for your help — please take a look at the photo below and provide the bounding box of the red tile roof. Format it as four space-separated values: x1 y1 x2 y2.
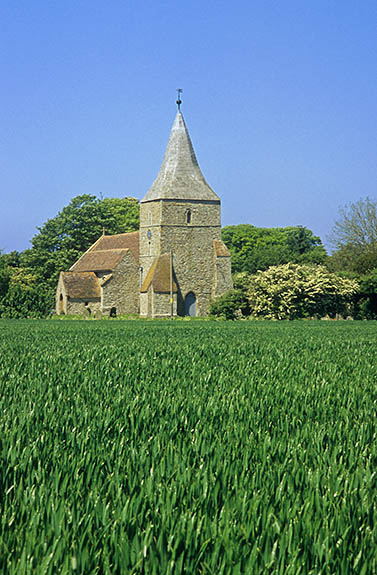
90 232 139 261
141 254 177 293
70 249 129 272
62 272 101 299
214 240 231 257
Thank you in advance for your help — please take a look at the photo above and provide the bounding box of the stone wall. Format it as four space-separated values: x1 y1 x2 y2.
101 252 139 315
139 200 162 282
67 299 101 316
213 255 233 298
139 292 149 317
140 288 177 318
160 199 220 228
140 198 224 316
152 291 177 318
160 202 221 316
55 274 66 315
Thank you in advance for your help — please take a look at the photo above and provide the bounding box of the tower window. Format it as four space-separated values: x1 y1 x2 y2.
186 209 191 224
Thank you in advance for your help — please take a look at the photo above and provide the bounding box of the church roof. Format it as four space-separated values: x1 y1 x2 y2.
61 272 101 299
70 249 130 273
140 254 178 293
141 111 220 204
214 240 231 257
89 232 139 261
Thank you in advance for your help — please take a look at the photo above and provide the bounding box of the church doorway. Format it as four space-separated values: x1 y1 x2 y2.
184 292 196 317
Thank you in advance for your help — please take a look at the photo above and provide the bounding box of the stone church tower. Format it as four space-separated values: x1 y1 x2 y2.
139 105 232 317
56 102 232 318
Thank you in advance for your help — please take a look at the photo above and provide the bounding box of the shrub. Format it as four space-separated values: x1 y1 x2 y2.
210 289 246 320
247 263 358 320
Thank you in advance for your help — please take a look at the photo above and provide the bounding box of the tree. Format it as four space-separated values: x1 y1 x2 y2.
247 264 358 320
355 269 377 319
0 251 20 299
0 267 51 318
222 224 327 274
330 197 377 249
329 198 377 274
0 254 10 298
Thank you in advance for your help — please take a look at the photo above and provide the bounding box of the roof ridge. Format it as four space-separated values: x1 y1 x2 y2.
107 231 139 237
88 248 129 253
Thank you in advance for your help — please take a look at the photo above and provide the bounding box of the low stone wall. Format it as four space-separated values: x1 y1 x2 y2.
152 291 177 318
67 299 101 316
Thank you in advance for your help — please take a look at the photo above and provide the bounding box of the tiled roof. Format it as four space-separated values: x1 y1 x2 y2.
90 232 139 262
62 272 101 299
141 111 220 204
70 249 129 272
141 254 178 293
214 240 231 257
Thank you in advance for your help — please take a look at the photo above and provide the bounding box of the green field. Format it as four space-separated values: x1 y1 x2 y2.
1 320 377 574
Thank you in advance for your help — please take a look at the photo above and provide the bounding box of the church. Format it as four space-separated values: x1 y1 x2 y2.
56 102 232 317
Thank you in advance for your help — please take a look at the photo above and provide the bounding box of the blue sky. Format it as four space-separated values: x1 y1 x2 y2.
1 1 376 253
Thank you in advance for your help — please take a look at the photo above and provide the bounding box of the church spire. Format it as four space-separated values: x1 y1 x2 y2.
141 105 220 203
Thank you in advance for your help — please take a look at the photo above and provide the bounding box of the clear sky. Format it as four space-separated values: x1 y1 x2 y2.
1 0 376 253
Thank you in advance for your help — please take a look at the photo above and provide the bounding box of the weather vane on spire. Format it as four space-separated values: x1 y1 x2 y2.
176 88 183 111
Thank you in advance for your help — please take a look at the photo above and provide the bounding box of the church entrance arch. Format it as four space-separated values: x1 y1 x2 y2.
184 292 196 317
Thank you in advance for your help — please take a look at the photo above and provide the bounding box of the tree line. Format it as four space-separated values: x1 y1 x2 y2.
0 195 376 319
212 197 377 319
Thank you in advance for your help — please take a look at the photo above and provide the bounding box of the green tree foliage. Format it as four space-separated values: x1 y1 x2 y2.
0 251 21 299
0 255 10 298
355 269 377 319
328 197 377 274
0 259 51 318
210 272 252 319
0 280 51 318
209 289 245 320
247 264 358 320
222 224 327 274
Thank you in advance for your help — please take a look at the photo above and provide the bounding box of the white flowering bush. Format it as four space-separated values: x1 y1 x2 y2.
248 264 359 319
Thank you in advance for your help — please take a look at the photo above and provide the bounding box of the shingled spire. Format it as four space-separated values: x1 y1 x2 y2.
141 110 220 203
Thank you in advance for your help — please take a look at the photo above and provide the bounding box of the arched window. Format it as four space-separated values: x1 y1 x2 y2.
110 307 117 318
186 209 191 224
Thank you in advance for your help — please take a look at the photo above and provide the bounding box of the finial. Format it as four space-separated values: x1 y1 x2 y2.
176 88 183 111
102 227 105 236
